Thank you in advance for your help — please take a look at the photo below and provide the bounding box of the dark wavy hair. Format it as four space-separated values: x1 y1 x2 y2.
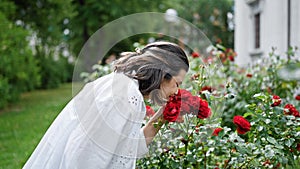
114 41 189 105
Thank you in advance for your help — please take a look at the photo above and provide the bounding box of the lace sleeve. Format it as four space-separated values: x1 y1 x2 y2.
127 83 149 157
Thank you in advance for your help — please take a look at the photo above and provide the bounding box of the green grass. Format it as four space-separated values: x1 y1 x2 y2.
0 83 76 169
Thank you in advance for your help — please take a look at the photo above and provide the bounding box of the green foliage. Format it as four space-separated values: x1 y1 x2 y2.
37 53 74 89
136 44 300 168
220 46 299 128
0 0 75 108
12 0 74 46
0 9 40 108
69 0 172 56
81 40 300 168
12 0 75 89
69 0 234 56
173 0 234 47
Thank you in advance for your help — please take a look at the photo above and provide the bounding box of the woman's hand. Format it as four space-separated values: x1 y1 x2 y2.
142 106 166 146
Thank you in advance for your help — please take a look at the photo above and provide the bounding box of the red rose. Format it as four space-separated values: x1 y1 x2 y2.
224 48 237 62
274 163 280 169
284 104 300 117
180 138 188 145
246 74 252 78
228 55 234 62
284 104 294 115
197 99 211 119
178 89 193 115
187 96 200 109
192 52 200 58
263 160 270 166
219 52 226 62
163 89 211 122
195 126 199 133
179 89 193 100
180 102 191 115
163 102 180 122
297 143 300 151
271 95 281 107
295 95 300 101
200 86 214 93
146 105 155 117
225 48 231 53
212 128 223 136
191 73 200 80
233 116 251 134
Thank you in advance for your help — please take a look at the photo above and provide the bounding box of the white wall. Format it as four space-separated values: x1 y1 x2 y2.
261 0 287 59
234 0 251 66
291 0 300 50
234 0 300 66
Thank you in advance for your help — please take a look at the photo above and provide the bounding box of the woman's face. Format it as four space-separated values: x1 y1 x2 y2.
160 69 187 99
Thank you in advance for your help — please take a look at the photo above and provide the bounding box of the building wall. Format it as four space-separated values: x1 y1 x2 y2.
291 0 300 49
235 0 251 66
234 0 300 66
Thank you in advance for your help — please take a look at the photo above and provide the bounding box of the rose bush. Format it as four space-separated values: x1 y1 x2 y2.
81 42 300 168
136 44 300 168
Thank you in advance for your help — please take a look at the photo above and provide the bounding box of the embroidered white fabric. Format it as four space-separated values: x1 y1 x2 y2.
23 72 149 169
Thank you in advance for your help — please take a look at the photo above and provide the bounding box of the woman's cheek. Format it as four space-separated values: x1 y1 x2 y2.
169 87 178 96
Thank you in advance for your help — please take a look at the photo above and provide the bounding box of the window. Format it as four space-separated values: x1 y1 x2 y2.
254 13 260 49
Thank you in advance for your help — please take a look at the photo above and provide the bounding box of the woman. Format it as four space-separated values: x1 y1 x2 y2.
23 41 189 169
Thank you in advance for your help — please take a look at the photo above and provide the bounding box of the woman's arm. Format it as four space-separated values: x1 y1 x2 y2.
142 106 166 146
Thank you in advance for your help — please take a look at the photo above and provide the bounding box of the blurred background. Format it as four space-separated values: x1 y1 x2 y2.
0 0 234 109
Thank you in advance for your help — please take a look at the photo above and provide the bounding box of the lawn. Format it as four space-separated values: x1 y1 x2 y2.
0 83 77 169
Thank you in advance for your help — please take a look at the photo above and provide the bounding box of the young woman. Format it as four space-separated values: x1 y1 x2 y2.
23 41 189 169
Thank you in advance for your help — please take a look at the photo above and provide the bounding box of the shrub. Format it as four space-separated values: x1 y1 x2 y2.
37 53 73 89
0 11 40 108
136 44 300 168
81 42 300 168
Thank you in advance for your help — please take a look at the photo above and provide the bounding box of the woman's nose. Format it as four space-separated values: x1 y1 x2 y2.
174 89 179 95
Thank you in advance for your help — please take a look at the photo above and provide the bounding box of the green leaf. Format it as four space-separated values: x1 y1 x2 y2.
275 144 284 149
266 136 277 145
216 44 226 51
245 104 257 111
236 145 250 155
243 112 255 118
284 138 295 147
253 93 268 101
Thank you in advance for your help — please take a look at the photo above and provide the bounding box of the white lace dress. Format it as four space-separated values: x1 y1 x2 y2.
23 72 149 169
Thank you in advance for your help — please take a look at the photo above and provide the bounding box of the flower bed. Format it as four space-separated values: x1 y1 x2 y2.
137 45 300 168
81 43 300 168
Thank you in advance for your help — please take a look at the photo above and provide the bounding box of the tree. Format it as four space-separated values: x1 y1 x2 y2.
0 1 40 108
12 0 75 88
69 0 234 58
69 0 173 56
172 0 234 48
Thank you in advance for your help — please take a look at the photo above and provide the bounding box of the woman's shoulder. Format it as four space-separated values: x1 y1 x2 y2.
92 72 143 102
